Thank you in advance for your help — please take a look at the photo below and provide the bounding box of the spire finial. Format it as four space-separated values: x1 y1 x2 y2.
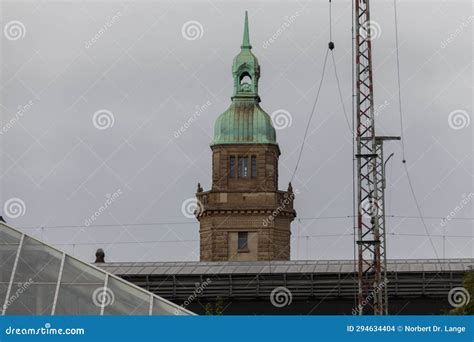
241 11 251 49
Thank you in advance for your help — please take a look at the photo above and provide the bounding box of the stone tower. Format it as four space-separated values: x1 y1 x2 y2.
196 12 296 261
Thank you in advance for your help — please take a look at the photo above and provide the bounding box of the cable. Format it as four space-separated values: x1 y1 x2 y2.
45 232 472 247
299 215 473 221
330 51 352 134
18 221 198 229
393 0 406 161
52 239 199 246
329 0 333 42
290 48 330 182
301 233 472 238
403 165 441 260
392 0 441 261
389 215 473 220
16 215 473 230
298 215 353 220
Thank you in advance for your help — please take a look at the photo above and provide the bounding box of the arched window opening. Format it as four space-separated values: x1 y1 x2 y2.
239 73 252 92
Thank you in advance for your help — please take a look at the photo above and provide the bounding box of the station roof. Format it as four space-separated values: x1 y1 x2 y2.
0 222 193 316
98 259 473 276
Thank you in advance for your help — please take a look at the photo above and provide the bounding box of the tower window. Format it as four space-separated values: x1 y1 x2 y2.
238 232 248 251
238 156 249 177
229 155 255 178
229 156 236 177
240 72 252 84
239 73 252 92
251 155 257 177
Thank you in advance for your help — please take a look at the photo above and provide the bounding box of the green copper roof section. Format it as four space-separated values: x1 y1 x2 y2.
211 11 278 147
212 101 277 145
241 11 251 49
232 11 259 100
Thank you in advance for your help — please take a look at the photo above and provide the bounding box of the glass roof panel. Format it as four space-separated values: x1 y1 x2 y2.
5 235 62 315
60 255 105 284
13 236 62 283
0 246 18 312
0 223 193 316
55 256 105 315
0 225 22 244
153 297 182 316
5 284 57 315
0 231 20 311
102 276 151 315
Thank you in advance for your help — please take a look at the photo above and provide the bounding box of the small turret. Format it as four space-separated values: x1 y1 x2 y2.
231 10 261 101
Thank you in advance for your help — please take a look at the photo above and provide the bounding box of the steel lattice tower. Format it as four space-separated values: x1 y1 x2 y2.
354 0 398 315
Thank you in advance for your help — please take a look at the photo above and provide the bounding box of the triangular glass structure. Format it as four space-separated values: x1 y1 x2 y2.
0 222 193 316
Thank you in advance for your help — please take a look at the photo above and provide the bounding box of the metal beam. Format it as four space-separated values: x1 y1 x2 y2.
100 274 109 316
51 252 66 315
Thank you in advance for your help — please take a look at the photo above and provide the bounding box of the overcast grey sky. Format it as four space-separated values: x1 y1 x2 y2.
0 0 472 263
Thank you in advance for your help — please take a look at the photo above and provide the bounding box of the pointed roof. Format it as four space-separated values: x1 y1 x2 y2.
232 11 258 79
241 10 251 49
0 222 194 315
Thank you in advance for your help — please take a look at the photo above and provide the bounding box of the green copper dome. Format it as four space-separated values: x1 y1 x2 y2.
212 101 277 145
211 11 278 147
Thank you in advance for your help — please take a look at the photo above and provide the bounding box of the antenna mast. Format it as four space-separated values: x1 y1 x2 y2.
354 0 399 315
